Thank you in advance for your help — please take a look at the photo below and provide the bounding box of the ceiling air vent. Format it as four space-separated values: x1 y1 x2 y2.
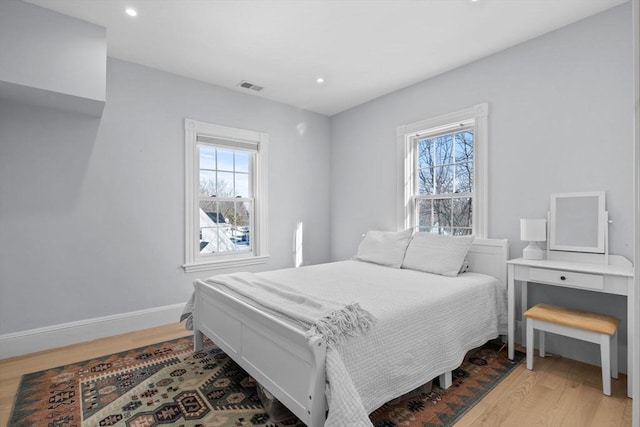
238 80 264 92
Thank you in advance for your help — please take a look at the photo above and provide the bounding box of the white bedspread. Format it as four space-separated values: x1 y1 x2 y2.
187 260 507 426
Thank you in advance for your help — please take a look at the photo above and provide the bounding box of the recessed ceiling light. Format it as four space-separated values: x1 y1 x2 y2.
316 77 325 84
125 7 137 17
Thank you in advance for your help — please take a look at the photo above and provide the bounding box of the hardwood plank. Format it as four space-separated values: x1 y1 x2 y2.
450 400 492 427
555 383 603 426
500 382 565 426
465 365 539 426
588 387 628 427
622 398 633 426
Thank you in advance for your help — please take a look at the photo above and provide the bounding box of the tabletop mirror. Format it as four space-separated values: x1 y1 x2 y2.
549 191 606 254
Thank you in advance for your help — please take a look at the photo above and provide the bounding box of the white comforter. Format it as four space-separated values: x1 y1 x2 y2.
189 260 507 426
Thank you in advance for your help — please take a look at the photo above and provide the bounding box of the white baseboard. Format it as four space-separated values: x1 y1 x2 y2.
0 303 186 360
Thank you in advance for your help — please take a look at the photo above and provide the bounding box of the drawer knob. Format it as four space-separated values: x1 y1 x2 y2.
560 276 566 281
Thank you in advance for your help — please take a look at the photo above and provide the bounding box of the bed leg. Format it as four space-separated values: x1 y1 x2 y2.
194 329 204 351
307 337 327 427
308 411 325 427
439 371 452 389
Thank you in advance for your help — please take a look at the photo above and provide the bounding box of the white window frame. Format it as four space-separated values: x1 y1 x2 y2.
397 103 488 237
183 119 269 272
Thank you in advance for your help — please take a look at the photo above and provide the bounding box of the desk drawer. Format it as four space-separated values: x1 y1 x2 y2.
529 268 604 290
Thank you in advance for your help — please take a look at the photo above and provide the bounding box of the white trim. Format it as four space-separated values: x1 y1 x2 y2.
196 134 258 151
632 0 639 422
184 119 270 272
397 103 489 236
0 303 185 359
183 254 270 273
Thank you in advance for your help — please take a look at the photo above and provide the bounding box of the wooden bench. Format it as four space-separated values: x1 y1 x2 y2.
523 303 620 396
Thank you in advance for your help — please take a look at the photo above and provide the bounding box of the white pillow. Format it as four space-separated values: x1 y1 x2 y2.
402 233 474 276
354 229 413 268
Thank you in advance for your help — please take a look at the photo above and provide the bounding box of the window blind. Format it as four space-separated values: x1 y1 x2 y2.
196 135 258 152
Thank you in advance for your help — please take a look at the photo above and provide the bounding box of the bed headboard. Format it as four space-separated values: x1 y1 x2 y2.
467 238 509 287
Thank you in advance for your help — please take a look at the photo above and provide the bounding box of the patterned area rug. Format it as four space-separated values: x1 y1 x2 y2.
8 336 524 427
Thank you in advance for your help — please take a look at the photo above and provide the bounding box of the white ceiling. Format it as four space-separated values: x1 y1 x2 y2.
25 0 627 116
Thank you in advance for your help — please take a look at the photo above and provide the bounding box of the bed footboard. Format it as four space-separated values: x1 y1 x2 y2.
193 280 327 427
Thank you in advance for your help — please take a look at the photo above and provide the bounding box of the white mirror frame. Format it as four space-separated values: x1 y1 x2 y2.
549 191 607 254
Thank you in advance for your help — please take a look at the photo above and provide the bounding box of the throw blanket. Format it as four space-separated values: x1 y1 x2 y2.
204 272 374 345
182 272 376 426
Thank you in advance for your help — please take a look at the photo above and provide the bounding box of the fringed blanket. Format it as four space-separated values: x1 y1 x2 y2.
203 272 374 345
182 271 376 426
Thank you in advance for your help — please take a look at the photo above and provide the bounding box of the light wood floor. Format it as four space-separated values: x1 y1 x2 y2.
0 323 632 427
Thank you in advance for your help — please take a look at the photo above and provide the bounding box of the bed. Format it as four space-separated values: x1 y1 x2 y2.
186 236 509 427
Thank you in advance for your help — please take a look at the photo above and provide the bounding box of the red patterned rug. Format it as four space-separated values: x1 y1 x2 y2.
8 336 523 426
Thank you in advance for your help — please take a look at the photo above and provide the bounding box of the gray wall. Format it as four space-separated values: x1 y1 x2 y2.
330 3 633 369
0 58 332 334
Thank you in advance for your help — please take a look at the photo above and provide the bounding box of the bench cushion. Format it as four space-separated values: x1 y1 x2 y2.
524 303 619 335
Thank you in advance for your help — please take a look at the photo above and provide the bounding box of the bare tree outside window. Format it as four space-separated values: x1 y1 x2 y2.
415 128 473 235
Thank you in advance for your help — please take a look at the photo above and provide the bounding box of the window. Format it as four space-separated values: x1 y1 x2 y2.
398 104 488 237
184 119 269 272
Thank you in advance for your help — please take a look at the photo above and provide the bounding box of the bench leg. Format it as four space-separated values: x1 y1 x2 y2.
526 318 534 370
611 331 618 380
539 330 546 357
600 334 611 396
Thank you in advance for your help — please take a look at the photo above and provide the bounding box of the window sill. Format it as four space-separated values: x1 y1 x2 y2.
182 255 270 273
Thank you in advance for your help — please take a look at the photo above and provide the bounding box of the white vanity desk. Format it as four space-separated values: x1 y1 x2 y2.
507 251 634 397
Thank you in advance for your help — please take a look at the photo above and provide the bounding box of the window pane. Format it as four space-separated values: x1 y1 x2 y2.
452 197 472 228
420 226 448 235
199 200 228 254
434 134 453 165
417 199 433 230
217 149 234 172
418 139 433 169
234 201 252 228
219 200 252 251
455 162 473 193
235 152 250 173
452 228 472 236
434 165 453 194
418 168 434 194
199 201 252 254
230 201 252 249
217 171 234 197
202 201 225 223
199 170 215 197
199 144 216 170
235 172 250 197
217 200 236 225
455 131 474 163
433 198 451 227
